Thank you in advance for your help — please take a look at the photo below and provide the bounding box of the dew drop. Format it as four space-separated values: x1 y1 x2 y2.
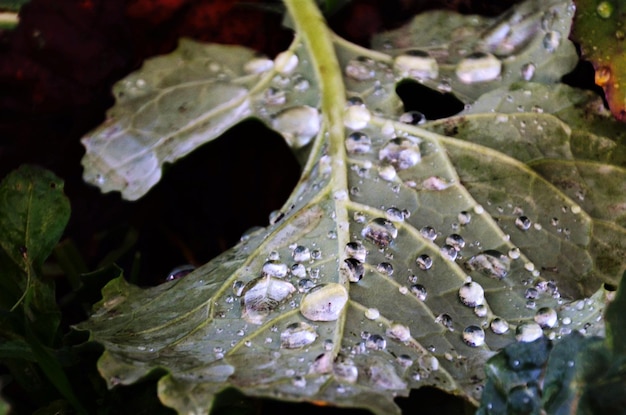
345 56 376 81
362 218 398 248
379 138 421 170
542 31 561 52
446 234 465 251
345 241 367 262
520 62 536 81
244 57 274 74
262 260 289 278
410 284 428 301
311 249 322 260
298 278 316 292
440 245 458 261
378 164 397 181
340 258 365 283
474 304 487 317
597 1 613 19
366 333 387 350
508 248 520 259
274 51 298 74
458 211 471 225
420 226 437 241
354 211 367 223
334 356 359 383
293 74 310 91
397 354 414 368
515 216 532 230
233 280 245 296
166 264 195 281
292 245 311 262
455 52 501 83
280 322 318 349
459 281 485 307
399 110 426 125
291 263 307 278
387 323 411 342
345 131 372 154
393 50 439 79
435 313 454 331
365 308 380 320
344 105 371 130
416 254 433 270
272 106 320 148
377 262 394 276
490 317 509 334
534 307 557 328
516 322 543 342
300 283 348 321
462 325 485 347
242 276 296 324
385 207 405 222
465 250 510 279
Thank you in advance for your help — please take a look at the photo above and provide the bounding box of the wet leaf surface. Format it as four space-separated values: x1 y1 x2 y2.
77 1 625 414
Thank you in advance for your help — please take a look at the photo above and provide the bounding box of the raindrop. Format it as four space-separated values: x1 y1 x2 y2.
520 62 536 81
419 355 439 372
293 74 310 91
455 52 501 83
387 323 411 342
300 283 349 321
292 376 306 388
291 263 307 278
324 339 334 350
393 50 439 79
344 105 371 130
462 325 485 347
345 241 367 262
347 96 364 106
459 281 485 307
340 258 365 283
474 304 487 317
233 280 245 296
416 254 433 270
268 251 280 261
385 207 405 222
508 248 520 259
458 211 471 225
244 57 274 74
366 334 387 350
410 284 428 301
378 164 397 181
274 51 298 74
365 308 380 320
515 215 531 230
377 262 394 276
435 313 454 331
490 317 509 334
542 31 561 52
446 234 465 251
420 226 437 241
272 106 320 148
397 355 414 368
465 250 510 279
362 218 398 248
345 132 372 154
597 1 613 18
440 245 458 261
292 245 311 263
334 356 359 383
525 287 538 299
166 264 195 281
298 278 316 292
534 307 557 328
422 176 451 190
345 56 376 81
242 276 296 324
311 249 322 260
516 322 543 342
264 87 286 105
379 138 421 170
399 110 426 125
354 211 367 223
280 322 319 349
262 260 289 278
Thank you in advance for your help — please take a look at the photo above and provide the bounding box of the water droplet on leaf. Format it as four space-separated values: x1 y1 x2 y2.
416 254 433 270
542 31 561 52
300 283 348 321
345 56 376 81
366 333 387 350
459 281 485 307
465 250 510 279
344 105 371 130
462 325 485 347
455 52 501 83
362 218 398 248
345 241 367 262
410 284 428 301
534 307 557 328
166 264 195 281
399 110 426 125
393 50 438 79
242 276 296 324
379 138 421 170
597 1 613 18
376 262 394 276
292 245 311 263
280 322 318 349
262 260 289 278
272 106 320 148
490 317 509 334
340 258 365 282
345 131 372 154
387 323 411 342
515 322 543 342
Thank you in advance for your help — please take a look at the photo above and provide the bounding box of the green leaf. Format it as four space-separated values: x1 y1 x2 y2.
605 271 626 355
77 1 625 414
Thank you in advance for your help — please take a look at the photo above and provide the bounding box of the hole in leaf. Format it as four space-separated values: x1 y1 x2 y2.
604 283 617 292
396 80 464 120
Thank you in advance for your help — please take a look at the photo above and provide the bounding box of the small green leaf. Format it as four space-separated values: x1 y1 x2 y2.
605 271 626 355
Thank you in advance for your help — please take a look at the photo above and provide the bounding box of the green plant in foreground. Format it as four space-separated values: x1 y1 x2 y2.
2 0 626 414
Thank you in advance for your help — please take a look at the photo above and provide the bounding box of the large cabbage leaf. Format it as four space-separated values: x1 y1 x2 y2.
77 1 625 414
